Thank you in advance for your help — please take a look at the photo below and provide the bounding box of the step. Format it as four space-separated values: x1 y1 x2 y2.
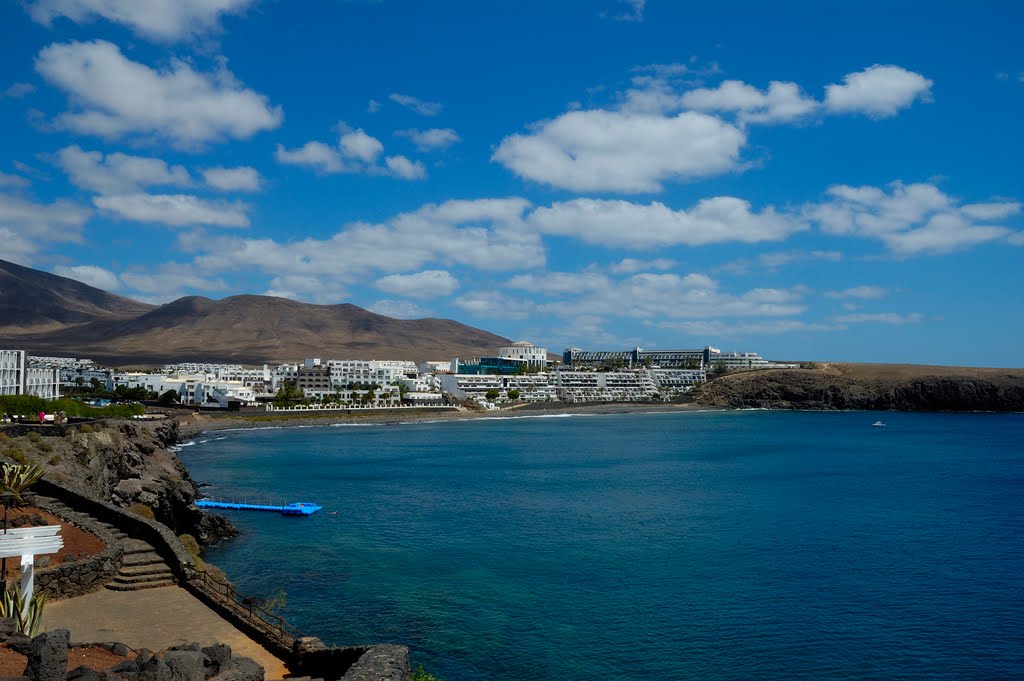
118 563 173 578
112 570 175 584
122 551 164 567
122 539 157 555
106 579 176 591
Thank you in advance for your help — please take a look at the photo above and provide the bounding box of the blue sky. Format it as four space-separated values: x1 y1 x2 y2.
1 0 1022 366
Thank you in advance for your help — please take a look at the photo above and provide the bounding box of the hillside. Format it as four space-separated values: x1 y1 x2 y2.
0 262 511 365
0 259 155 334
694 363 1024 412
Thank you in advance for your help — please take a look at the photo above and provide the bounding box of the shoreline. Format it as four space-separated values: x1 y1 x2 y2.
173 401 710 439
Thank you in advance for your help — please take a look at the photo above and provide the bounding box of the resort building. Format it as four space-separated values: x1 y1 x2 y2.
496 342 549 368
550 369 659 403
1 350 60 400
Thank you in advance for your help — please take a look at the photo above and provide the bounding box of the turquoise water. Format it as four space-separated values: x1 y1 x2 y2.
181 411 1024 680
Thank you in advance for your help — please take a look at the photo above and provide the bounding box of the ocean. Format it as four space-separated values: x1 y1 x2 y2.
179 410 1024 680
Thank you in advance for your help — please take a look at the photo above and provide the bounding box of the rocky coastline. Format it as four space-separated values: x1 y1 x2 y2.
693 363 1024 412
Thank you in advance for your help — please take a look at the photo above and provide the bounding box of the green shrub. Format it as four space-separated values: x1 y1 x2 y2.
410 665 440 681
25 432 42 444
128 503 155 519
77 424 95 434
48 454 61 466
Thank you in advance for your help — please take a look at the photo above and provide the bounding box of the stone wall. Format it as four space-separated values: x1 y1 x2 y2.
31 497 123 599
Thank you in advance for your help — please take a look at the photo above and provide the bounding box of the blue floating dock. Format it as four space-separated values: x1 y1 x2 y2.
196 499 323 516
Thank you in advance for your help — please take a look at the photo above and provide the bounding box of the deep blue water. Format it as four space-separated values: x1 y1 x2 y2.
180 411 1024 680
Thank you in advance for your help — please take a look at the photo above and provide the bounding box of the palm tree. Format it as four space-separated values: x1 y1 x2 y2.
0 463 46 581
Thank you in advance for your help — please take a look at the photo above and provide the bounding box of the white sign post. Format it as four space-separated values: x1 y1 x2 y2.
0 526 63 619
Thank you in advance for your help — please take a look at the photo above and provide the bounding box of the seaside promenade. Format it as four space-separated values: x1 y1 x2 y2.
42 585 289 679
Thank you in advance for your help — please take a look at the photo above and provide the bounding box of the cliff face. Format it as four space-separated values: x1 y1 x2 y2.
694 364 1024 412
3 420 235 545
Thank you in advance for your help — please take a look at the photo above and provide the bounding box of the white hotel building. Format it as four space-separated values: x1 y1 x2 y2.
1 350 61 400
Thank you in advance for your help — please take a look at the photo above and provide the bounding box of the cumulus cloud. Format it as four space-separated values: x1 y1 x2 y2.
681 80 819 124
368 299 429 319
1 82 36 99
119 264 227 303
493 109 745 193
604 0 645 22
609 257 676 274
825 285 888 300
529 197 805 247
384 155 426 180
177 198 542 303
26 0 255 42
453 290 533 320
52 264 121 290
807 181 1022 254
375 270 459 299
396 128 461 152
389 93 443 117
95 193 249 227
0 192 90 264
508 270 807 322
0 173 30 189
35 40 282 148
201 165 262 192
276 126 425 179
56 145 191 194
833 312 924 324
824 65 933 118
274 141 343 173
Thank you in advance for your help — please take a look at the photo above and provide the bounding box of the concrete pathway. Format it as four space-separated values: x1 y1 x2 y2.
42 586 290 680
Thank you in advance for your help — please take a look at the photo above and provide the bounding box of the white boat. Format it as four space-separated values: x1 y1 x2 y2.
872 420 886 428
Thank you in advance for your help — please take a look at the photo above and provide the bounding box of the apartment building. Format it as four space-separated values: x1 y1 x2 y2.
1 349 60 400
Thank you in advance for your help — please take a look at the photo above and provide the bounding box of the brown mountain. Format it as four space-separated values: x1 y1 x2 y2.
0 261 511 365
0 259 155 334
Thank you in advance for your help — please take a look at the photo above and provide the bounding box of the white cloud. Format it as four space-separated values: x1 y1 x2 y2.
807 181 1021 254
654 319 840 336
368 299 429 319
51 264 121 290
35 40 282 148
510 271 807 322
339 129 383 163
605 0 645 22
366 99 381 114
824 65 933 118
0 193 90 264
277 127 426 179
95 193 249 227
375 270 459 299
453 291 533 320
384 155 426 180
493 109 745 193
609 257 676 274
529 197 805 247
26 0 255 42
396 128 461 152
0 173 30 188
389 93 443 117
178 198 542 303
825 285 888 300
56 145 191 194
681 80 819 124
1 82 36 99
201 165 262 192
120 264 227 302
274 141 342 173
833 312 924 324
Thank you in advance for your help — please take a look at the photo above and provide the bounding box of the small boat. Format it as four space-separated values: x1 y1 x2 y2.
872 420 886 428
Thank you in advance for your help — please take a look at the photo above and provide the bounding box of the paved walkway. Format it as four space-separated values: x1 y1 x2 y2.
42 586 290 680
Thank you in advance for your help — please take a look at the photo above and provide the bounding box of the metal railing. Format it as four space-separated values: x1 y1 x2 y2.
193 569 304 646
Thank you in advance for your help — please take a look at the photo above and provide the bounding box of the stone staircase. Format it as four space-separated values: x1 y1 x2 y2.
33 494 177 592
106 538 176 591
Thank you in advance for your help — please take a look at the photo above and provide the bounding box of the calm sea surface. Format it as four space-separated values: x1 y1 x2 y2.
180 411 1024 680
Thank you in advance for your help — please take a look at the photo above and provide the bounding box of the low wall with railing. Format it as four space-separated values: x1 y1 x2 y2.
30 476 409 680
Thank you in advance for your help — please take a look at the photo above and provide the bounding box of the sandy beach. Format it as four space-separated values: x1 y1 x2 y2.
173 401 710 439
